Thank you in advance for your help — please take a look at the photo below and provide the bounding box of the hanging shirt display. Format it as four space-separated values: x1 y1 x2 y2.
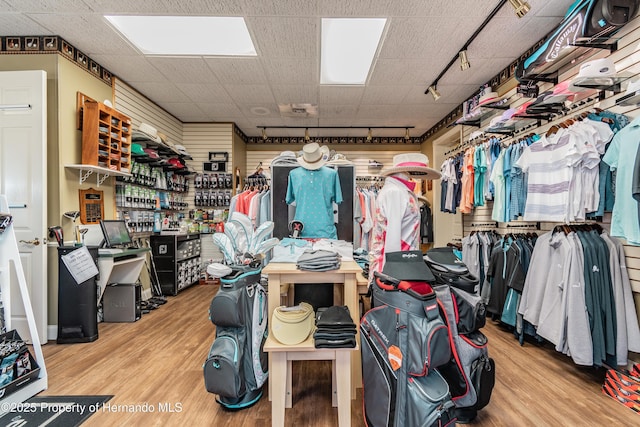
602 115 640 245
286 165 343 239
369 175 421 280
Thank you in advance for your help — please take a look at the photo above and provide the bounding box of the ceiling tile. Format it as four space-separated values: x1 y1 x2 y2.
472 16 562 58
197 103 244 120
238 103 280 118
370 59 433 86
147 57 220 84
222 84 276 104
90 55 166 82
247 16 317 58
203 57 268 84
318 105 359 119
81 0 244 14
130 82 192 103
318 86 365 104
239 0 317 16
271 85 318 104
4 0 92 12
262 57 318 84
27 13 138 55
361 85 412 105
0 13 52 35
175 83 234 104
0 0 579 138
162 103 208 122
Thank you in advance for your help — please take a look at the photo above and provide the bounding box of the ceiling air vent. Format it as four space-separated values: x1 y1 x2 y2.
278 103 318 118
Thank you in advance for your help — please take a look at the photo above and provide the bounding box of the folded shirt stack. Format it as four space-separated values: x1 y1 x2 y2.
296 249 341 272
313 305 357 349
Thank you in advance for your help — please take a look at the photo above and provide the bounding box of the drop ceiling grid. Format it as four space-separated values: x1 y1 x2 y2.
0 13 50 35
248 16 318 58
270 84 319 104
90 55 166 83
174 83 235 105
0 0 583 137
221 84 276 104
147 57 221 84
203 57 269 84
196 103 245 121
127 82 191 106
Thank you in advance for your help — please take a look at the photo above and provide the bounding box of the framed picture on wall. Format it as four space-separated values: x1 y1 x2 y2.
6 37 20 51
25 37 39 50
44 37 57 50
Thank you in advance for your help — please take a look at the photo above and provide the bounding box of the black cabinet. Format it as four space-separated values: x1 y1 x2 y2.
57 246 99 343
150 233 201 296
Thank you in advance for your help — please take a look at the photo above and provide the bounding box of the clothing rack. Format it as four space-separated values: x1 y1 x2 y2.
243 176 270 190
506 222 540 230
470 222 498 228
356 176 385 188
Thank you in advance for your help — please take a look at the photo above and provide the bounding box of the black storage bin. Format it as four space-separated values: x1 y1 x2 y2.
57 246 99 343
0 330 41 398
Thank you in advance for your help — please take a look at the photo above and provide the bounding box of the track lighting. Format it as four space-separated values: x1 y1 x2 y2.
257 125 416 141
459 50 471 71
508 0 530 18
428 85 441 101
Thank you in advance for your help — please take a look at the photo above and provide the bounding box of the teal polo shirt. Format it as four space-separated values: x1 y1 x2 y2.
602 116 640 245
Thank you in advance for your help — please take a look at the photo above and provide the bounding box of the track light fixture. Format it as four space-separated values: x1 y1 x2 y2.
425 0 515 99
459 50 471 71
508 0 530 18
428 85 441 101
257 125 416 141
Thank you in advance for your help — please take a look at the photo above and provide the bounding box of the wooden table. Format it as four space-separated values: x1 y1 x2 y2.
264 335 356 427
262 260 363 398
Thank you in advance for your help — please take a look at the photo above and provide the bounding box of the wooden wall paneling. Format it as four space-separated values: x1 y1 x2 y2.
451 16 640 360
113 79 183 146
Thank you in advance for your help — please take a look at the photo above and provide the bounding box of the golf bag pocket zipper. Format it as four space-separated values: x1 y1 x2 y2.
406 370 456 427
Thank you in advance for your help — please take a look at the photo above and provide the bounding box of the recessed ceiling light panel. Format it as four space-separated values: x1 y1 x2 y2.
321 18 387 85
104 15 257 56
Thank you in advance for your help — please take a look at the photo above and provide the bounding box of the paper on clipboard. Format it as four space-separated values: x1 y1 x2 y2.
60 245 99 284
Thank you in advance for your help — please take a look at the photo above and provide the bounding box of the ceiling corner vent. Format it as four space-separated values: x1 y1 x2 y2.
278 103 318 118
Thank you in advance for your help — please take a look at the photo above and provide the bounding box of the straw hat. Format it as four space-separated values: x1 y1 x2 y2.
380 153 441 179
132 123 162 144
297 142 330 170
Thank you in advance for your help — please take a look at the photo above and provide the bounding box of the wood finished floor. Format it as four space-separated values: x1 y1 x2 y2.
39 283 640 426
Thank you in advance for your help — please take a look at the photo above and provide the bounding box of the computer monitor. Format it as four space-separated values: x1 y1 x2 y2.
99 220 133 248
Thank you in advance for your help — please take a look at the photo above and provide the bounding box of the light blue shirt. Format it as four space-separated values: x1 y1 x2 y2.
286 166 343 239
602 115 640 245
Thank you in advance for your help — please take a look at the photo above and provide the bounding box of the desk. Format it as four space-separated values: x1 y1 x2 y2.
264 335 356 427
262 260 362 398
97 248 149 301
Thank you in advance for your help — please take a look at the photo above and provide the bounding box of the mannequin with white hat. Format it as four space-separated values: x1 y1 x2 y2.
369 152 441 282
285 142 343 239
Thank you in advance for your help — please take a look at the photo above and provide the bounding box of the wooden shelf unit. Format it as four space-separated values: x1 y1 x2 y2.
81 100 132 173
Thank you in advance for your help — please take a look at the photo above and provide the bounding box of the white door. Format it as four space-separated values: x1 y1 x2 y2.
0 70 47 343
